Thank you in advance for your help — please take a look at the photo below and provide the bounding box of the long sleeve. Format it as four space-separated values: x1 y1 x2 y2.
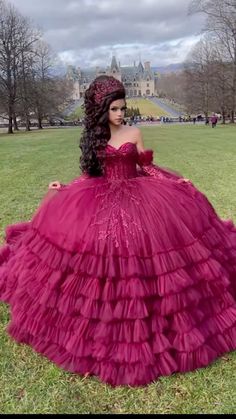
137 150 184 181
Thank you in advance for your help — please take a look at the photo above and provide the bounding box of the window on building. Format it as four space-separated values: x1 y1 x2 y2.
146 89 150 95
147 83 149 87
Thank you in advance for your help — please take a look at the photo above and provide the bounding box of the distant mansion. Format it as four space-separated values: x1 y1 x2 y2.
66 56 158 100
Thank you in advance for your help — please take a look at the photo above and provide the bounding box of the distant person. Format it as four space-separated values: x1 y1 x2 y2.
205 117 209 126
211 114 218 128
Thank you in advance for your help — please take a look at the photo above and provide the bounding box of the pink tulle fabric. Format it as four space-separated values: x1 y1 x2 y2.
1 142 236 387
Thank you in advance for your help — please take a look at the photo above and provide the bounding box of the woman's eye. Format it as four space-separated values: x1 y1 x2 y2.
110 106 127 111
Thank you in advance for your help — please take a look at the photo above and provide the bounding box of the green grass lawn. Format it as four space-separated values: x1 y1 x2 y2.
0 124 236 414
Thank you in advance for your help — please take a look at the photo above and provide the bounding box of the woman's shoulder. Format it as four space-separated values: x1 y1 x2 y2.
121 125 142 138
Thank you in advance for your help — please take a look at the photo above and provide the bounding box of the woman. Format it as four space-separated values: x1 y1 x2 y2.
0 75 236 387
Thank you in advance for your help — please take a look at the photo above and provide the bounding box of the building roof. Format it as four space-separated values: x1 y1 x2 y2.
110 56 119 72
66 57 155 83
137 61 144 74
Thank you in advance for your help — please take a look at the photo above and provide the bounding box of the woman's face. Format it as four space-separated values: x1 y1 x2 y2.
108 99 126 126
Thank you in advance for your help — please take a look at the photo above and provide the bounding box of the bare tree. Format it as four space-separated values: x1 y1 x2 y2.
17 51 36 131
0 0 39 133
189 0 236 122
184 38 217 117
158 72 187 107
0 1 72 133
28 41 72 129
209 43 233 123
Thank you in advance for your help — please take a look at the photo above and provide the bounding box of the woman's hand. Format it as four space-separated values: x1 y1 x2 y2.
48 180 62 190
177 178 190 184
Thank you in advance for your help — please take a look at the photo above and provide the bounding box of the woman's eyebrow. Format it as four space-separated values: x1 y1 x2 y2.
110 105 126 109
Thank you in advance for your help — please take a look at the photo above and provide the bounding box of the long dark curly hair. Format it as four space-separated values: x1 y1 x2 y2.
79 75 126 176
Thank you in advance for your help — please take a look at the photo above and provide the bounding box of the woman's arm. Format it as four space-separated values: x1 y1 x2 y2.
135 129 189 182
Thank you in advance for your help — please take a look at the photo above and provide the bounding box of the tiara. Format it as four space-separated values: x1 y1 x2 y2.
94 77 125 104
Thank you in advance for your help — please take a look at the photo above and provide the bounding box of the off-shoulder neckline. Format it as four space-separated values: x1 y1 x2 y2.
106 142 136 151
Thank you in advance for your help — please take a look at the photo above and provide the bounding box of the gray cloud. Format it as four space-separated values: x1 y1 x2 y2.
9 0 205 68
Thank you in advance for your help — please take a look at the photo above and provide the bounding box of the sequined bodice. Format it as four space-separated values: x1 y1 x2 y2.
104 142 139 180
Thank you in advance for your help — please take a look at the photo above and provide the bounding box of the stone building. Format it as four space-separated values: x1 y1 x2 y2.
66 56 156 100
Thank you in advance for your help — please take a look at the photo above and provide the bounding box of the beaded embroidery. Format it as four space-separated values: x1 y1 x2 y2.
90 143 146 248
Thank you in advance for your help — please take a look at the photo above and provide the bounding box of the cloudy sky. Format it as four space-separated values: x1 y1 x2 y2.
9 0 205 69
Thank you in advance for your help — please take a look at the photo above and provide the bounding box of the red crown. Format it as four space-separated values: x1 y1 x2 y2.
94 77 125 104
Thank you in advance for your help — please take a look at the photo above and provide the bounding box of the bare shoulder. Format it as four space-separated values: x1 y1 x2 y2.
122 125 142 140
121 125 145 152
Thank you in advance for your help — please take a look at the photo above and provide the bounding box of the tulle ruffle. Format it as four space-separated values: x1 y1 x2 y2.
0 172 236 387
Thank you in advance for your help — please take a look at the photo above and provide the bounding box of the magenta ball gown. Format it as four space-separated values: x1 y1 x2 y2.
0 142 236 387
